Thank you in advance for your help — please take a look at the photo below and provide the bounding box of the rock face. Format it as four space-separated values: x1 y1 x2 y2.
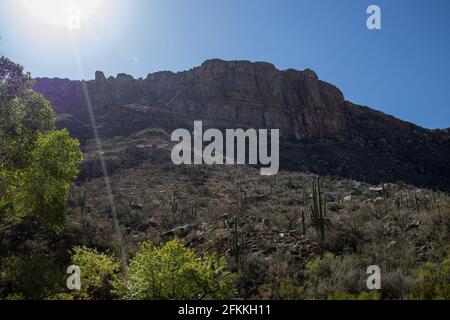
33 59 450 190
34 59 349 139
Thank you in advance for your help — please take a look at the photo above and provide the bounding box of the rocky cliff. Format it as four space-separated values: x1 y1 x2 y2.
34 59 350 138
33 59 450 190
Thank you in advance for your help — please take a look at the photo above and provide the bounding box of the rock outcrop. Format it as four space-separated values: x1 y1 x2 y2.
34 59 349 139
33 59 450 190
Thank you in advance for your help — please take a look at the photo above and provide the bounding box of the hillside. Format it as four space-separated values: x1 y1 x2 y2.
6 59 444 299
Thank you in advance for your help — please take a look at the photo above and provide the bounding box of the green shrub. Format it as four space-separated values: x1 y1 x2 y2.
302 253 367 299
409 249 450 300
119 239 236 300
70 246 121 300
0 252 64 299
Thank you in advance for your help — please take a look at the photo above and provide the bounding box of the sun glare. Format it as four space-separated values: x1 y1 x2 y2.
20 0 104 30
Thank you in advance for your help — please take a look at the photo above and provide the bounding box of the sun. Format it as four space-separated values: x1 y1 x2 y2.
20 0 104 30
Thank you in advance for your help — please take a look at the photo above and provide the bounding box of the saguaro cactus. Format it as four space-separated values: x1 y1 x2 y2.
190 198 198 218
228 215 245 271
301 210 306 236
170 191 178 225
171 191 178 215
237 187 248 216
228 186 248 271
79 189 86 215
310 177 326 242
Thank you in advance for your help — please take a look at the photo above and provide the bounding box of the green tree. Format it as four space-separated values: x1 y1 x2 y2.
69 246 121 300
120 240 236 300
409 248 450 300
0 57 82 230
0 249 65 300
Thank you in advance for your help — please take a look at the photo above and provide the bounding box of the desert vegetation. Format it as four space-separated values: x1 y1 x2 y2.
1 57 449 300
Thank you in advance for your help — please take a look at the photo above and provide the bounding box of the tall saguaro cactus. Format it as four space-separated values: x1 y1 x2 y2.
237 187 248 216
301 210 306 236
170 191 178 225
79 189 86 215
310 177 326 242
228 186 248 271
228 215 245 271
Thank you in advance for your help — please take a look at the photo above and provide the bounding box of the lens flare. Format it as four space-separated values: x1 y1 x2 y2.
20 0 104 30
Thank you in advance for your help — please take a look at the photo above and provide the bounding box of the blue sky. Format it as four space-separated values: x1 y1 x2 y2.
1 0 449 129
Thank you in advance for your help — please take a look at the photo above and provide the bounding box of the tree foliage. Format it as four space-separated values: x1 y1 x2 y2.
409 248 450 300
0 248 65 300
120 239 236 300
0 57 82 230
69 246 121 300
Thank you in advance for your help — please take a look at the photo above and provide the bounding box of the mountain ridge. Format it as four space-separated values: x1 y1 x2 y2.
33 59 450 190
35 58 449 130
